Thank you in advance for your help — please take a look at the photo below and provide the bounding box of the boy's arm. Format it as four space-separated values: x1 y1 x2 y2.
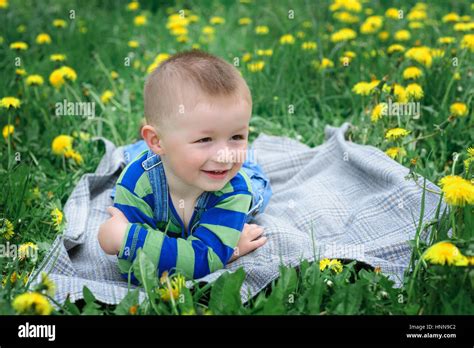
114 183 252 280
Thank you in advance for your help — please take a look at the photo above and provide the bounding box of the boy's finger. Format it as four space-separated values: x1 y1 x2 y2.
251 236 267 248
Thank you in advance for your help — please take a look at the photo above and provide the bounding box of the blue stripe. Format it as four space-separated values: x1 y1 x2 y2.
113 202 157 229
142 193 155 212
229 171 248 192
199 207 247 230
193 226 235 265
131 226 149 260
120 224 137 261
119 152 148 192
157 236 178 277
192 240 211 278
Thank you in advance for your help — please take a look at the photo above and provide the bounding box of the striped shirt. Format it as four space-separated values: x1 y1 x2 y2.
113 150 253 283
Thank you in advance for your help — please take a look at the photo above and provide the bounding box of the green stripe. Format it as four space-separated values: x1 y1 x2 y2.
142 226 165 266
175 238 196 279
114 185 154 218
207 248 224 271
200 223 242 248
215 193 252 213
134 172 153 198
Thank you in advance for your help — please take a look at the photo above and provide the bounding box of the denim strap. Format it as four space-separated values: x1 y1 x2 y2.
141 150 168 224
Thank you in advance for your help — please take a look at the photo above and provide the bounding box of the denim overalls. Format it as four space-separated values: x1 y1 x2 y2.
112 140 272 235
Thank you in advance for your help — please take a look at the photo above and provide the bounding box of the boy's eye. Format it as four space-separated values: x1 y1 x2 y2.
195 137 212 143
231 134 245 140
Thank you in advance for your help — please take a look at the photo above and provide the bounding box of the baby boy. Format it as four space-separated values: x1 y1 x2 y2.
98 50 269 283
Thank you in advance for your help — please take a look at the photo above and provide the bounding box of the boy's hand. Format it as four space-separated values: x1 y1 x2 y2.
228 223 267 263
98 207 129 255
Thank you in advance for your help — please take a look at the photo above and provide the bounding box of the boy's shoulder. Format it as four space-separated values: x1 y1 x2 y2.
116 149 151 195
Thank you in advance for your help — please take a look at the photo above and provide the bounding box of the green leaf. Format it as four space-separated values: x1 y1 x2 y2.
63 297 80 315
82 286 96 304
208 268 246 315
114 289 140 315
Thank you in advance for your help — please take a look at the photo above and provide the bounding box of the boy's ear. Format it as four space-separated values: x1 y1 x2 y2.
141 124 165 155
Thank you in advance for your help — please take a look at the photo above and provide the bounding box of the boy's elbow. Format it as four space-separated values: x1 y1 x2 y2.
98 223 115 255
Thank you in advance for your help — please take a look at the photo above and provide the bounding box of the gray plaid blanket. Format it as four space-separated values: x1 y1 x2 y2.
29 122 444 309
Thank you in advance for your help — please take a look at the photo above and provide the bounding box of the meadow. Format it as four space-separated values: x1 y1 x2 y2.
0 0 473 315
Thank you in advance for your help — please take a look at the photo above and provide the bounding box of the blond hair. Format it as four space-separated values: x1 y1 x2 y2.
144 50 252 131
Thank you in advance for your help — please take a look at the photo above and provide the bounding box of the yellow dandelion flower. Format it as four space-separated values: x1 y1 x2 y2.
242 53 252 62
405 46 432 68
385 147 406 159
331 28 357 42
329 0 362 13
18 242 38 261
442 12 460 23
0 0 9 9
51 208 63 229
333 11 359 24
280 34 295 45
385 8 400 19
110 71 119 79
431 49 445 58
409 21 424 29
460 34 474 52
134 15 147 26
301 41 317 50
394 30 411 41
352 80 379 96
403 66 423 80
318 58 334 70
238 17 251 25
379 31 389 41
128 40 139 48
438 37 456 44
53 19 67 28
385 127 410 140
15 68 26 76
387 44 405 54
467 147 474 157
0 218 14 240
320 258 343 273
255 25 269 35
407 9 427 21
210 16 225 25
423 241 469 266
101 90 114 105
247 60 265 72
438 175 474 206
450 102 469 117
49 66 77 88
0 96 21 109
64 149 83 165
126 1 139 11
2 124 14 139
51 135 73 155
50 54 67 62
35 33 51 45
12 292 53 315
26 74 44 86
158 274 186 302
202 26 215 35
40 273 56 297
146 53 170 74
9 41 28 50
360 16 383 34
371 103 385 122
405 83 424 100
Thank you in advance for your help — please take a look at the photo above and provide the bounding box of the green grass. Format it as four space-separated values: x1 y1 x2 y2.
0 0 473 315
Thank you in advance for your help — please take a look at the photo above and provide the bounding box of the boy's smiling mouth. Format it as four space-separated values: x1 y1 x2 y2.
201 169 230 179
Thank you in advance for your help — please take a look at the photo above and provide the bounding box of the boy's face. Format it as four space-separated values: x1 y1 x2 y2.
157 93 251 195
